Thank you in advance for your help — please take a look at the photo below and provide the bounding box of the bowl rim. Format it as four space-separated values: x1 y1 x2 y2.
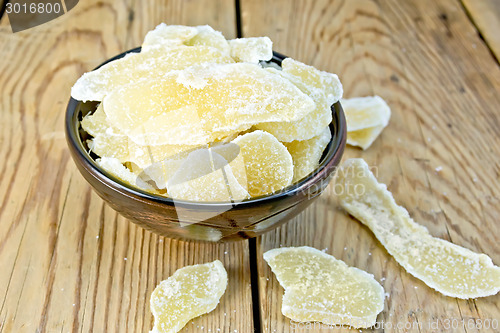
65 48 347 208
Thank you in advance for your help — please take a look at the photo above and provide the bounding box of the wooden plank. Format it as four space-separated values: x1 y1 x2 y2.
241 0 500 332
0 1 253 333
461 0 500 63
125 0 237 48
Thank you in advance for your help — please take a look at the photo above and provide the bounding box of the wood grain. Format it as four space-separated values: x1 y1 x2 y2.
461 0 500 63
1 0 500 332
241 0 500 332
0 1 253 333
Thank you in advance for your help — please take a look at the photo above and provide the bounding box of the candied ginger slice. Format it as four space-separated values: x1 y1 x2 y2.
142 23 198 51
96 157 154 191
256 59 342 141
129 105 211 146
71 45 233 102
92 133 196 169
282 58 343 105
82 104 196 168
81 103 108 136
186 25 230 55
141 151 191 190
228 37 273 63
342 96 390 150
103 63 315 146
336 158 500 299
284 126 331 183
166 148 249 202
90 134 130 162
346 125 385 150
150 260 227 333
264 246 385 328
233 131 293 197
342 96 391 131
209 142 248 193
256 67 337 141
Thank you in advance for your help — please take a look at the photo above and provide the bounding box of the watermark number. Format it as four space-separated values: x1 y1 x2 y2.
6 2 62 14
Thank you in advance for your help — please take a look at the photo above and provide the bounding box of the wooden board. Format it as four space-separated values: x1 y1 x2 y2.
1 0 500 332
461 0 500 63
0 1 254 332
240 0 500 332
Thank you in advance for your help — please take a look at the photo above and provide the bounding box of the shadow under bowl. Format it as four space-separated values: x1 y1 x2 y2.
65 49 347 242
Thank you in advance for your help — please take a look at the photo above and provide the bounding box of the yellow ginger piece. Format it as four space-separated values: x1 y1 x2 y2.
142 23 198 50
90 134 129 163
150 260 227 333
336 158 500 298
232 130 293 197
144 24 230 54
341 96 391 150
167 148 249 202
103 63 315 146
209 142 248 191
345 126 385 150
264 246 385 328
186 25 230 54
82 104 196 168
284 126 331 183
142 146 248 201
282 58 343 105
256 58 342 141
96 157 154 192
71 45 233 102
141 150 194 191
228 37 273 63
80 103 109 137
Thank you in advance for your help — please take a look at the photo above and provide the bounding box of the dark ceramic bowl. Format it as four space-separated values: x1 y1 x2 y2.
65 49 346 242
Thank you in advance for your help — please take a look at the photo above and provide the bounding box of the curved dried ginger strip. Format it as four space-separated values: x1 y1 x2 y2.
264 246 385 328
150 260 227 333
336 158 500 298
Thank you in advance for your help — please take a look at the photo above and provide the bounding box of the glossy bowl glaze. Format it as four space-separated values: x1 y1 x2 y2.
65 49 346 242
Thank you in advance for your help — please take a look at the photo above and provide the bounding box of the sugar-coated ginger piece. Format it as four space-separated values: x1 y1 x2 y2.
341 96 391 150
282 58 343 105
150 260 227 333
96 157 154 192
82 104 196 169
186 25 230 54
166 148 249 202
142 23 198 51
256 59 342 142
264 246 385 328
284 126 331 183
103 63 315 146
336 158 500 298
228 37 273 63
71 45 233 102
232 130 293 197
